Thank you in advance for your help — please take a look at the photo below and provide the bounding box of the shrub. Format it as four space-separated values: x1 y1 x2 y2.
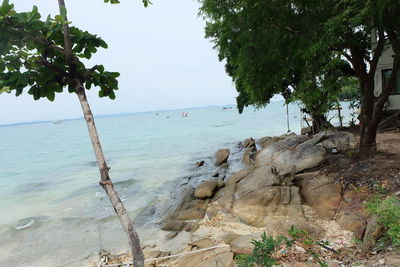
365 195 400 247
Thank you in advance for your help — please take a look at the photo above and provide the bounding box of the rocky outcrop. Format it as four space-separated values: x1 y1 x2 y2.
233 186 303 226
214 148 230 166
316 131 357 152
194 181 218 199
336 211 366 239
225 168 253 185
162 189 208 232
296 172 342 220
255 135 326 176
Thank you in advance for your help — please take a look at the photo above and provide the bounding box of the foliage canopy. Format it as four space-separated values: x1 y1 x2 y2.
0 0 119 101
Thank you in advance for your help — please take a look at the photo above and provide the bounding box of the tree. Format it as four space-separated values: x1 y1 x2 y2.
319 0 400 158
199 0 400 158
198 0 352 133
0 0 144 265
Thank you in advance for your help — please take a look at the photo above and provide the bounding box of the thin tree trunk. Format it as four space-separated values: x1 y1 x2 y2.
337 102 343 128
286 103 290 133
57 1 144 266
76 87 144 267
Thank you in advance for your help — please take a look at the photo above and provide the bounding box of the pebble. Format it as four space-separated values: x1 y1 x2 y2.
378 259 385 265
294 245 306 253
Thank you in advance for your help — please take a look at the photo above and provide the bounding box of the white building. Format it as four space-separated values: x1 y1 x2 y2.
374 45 400 110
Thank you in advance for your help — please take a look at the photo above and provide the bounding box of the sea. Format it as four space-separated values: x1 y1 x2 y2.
0 101 353 266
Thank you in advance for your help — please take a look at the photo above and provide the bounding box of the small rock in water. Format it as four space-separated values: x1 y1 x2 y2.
195 160 205 167
165 231 178 240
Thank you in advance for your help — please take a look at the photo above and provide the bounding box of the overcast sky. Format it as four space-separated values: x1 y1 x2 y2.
0 0 248 125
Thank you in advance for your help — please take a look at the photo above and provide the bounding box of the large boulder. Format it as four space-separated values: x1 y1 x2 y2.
194 181 219 199
233 186 303 226
256 135 308 167
236 166 280 196
212 183 237 209
255 135 326 176
296 172 342 220
225 168 253 185
336 211 367 239
162 189 208 232
214 148 230 166
315 131 357 151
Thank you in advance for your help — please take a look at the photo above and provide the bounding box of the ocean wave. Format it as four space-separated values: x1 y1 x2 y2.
14 216 50 231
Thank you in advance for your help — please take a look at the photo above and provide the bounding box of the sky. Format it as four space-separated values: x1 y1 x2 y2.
0 0 253 125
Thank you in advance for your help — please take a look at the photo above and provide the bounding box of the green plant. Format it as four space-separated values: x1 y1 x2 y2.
365 195 400 247
236 232 292 267
288 225 308 240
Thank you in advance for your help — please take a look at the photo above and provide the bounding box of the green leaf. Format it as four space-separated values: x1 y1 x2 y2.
46 89 55 101
84 48 91 59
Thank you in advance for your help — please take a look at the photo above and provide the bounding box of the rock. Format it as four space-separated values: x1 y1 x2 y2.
297 172 342 219
362 216 384 252
242 148 253 165
222 232 241 244
316 131 357 151
294 245 306 253
225 168 253 185
214 148 230 166
195 160 205 167
240 137 257 152
256 135 308 167
336 211 367 239
236 166 280 196
257 136 286 149
233 186 303 226
301 126 313 135
230 232 263 254
173 246 234 267
162 221 189 232
194 181 218 199
165 231 178 240
173 208 206 221
255 135 326 176
212 183 237 209
190 238 214 249
162 193 207 232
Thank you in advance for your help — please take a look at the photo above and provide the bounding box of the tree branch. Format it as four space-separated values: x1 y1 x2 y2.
368 28 386 81
36 56 67 77
83 65 99 80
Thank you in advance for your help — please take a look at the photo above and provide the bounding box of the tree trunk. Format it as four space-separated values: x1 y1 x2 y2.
358 81 380 159
311 113 329 133
56 0 144 266
76 86 145 267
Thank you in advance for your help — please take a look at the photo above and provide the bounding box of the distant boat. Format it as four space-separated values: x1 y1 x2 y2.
52 120 62 124
222 106 233 111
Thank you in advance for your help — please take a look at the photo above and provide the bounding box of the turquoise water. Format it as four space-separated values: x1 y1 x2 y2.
0 102 351 266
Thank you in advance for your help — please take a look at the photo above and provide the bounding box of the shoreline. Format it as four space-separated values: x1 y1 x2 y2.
92 129 400 267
